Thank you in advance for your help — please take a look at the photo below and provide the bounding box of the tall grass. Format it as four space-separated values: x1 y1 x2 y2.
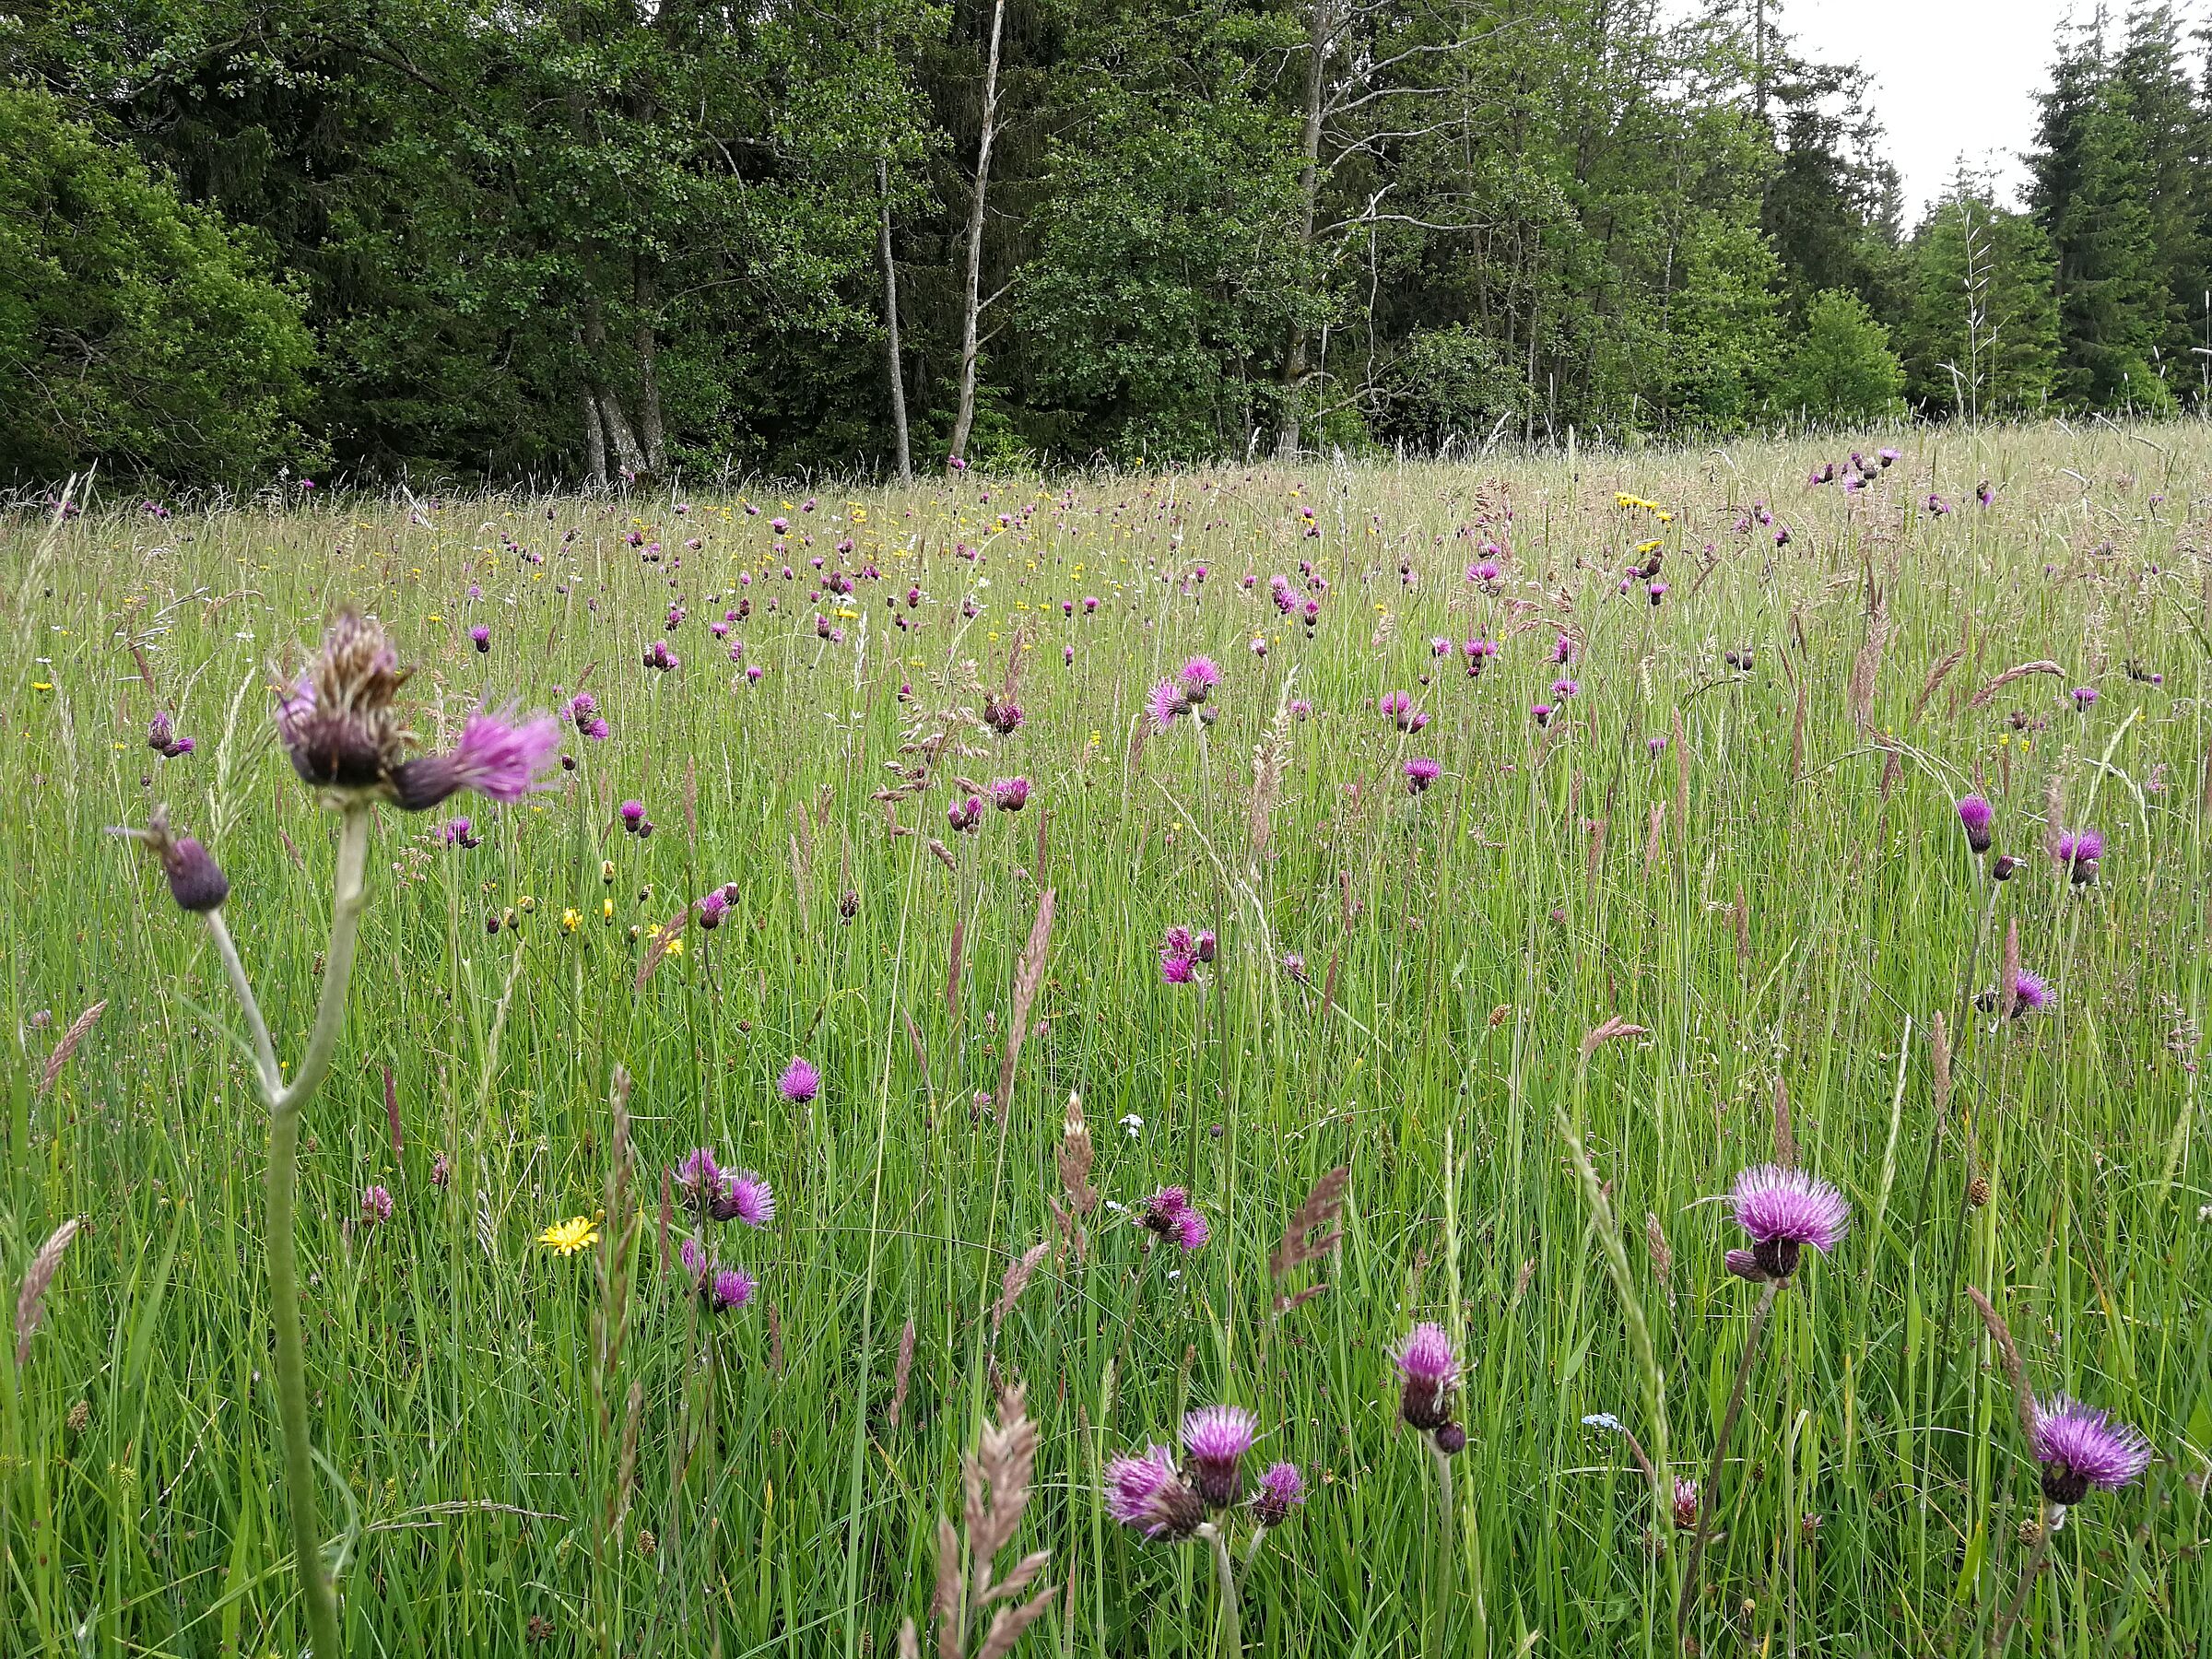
2 422 2207 1655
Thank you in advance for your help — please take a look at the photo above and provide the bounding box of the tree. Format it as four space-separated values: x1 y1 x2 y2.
1897 179 2058 418
1776 288 1905 421
0 85 314 486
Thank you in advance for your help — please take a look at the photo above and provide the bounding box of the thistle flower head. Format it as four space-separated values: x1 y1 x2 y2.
1726 1164 1849 1280
1405 756 1441 794
1147 677 1186 734
1957 794 1994 854
1673 1477 1700 1531
1394 1322 1459 1431
121 806 230 912
1252 1461 1306 1527
2055 829 2103 883
712 1171 775 1228
2009 968 2051 1015
1172 1207 1210 1251
359 1184 394 1226
990 776 1030 811
276 610 408 795
1180 1405 1257 1507
2031 1394 2153 1505
1178 656 1221 702
1105 1445 1205 1539
707 1266 756 1312
778 1056 820 1104
392 708 560 812
674 1147 724 1205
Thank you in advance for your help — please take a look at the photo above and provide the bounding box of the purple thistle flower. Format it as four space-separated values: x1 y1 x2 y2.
778 1056 820 1104
1554 634 1576 665
277 610 407 794
697 890 728 930
705 1265 756 1312
1647 580 1668 606
1159 949 1197 984
1725 1164 1849 1281
393 709 560 812
2055 829 2103 884
565 692 609 741
2071 685 2099 711
675 1147 724 1206
1105 1445 1205 1539
1147 678 1186 734
1179 656 1221 703
1673 1477 1700 1531
124 807 229 912
1194 929 1216 963
1252 1461 1306 1527
469 625 490 653
2031 1395 2154 1505
679 1237 706 1280
2008 968 2051 1015
1404 756 1441 794
1172 1208 1210 1251
359 1184 394 1226
1957 795 1994 855
712 1171 775 1228
990 777 1030 811
440 816 478 849
167 735 194 756
619 799 646 831
1394 1322 1459 1431
947 794 983 833
1551 677 1580 700
1531 702 1554 727
1180 1406 1257 1508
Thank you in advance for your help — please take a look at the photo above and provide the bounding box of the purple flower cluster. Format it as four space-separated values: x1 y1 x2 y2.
147 710 194 759
1138 1185 1210 1252
1107 1406 1299 1542
1159 924 1216 983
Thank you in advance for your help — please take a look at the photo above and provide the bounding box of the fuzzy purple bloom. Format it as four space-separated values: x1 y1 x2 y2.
1394 1322 1459 1432
2009 968 2052 1015
2055 829 2103 883
675 1147 724 1206
2031 1395 2154 1505
990 777 1030 811
393 709 560 812
778 1056 820 1104
359 1184 394 1226
2071 685 2099 710
1178 656 1221 703
1727 1164 1849 1280
1181 1406 1257 1508
469 625 491 653
1957 795 1995 855
1404 756 1441 794
1172 1208 1210 1251
697 890 728 929
1147 678 1186 735
1105 1445 1204 1539
707 1266 756 1312
1252 1461 1306 1526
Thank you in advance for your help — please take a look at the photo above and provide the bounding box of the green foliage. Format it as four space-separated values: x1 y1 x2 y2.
1776 288 1905 422
1896 186 2059 417
0 86 314 487
1662 215 1783 432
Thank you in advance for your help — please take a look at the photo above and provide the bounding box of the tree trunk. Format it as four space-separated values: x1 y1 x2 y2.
582 386 608 488
633 254 667 477
947 0 1006 467
582 301 648 482
878 157 913 482
1276 0 1331 460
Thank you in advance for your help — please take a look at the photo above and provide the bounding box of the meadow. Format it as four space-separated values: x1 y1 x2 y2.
3 423 2209 1657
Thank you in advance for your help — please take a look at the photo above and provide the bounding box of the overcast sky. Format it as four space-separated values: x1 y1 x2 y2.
1760 0 2198 225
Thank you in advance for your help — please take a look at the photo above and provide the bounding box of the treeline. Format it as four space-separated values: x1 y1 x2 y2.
5 2 2210 488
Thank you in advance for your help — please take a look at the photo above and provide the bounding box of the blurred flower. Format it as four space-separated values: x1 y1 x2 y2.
359 1184 394 1226
779 1056 821 1104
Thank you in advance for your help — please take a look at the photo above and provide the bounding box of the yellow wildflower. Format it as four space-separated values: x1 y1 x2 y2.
539 1217 600 1255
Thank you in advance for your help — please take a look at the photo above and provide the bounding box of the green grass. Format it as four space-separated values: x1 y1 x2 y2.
3 422 2208 1656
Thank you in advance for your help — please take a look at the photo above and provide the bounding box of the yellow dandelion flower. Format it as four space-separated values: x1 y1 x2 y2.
539 1217 600 1255
602 898 616 920
561 908 581 932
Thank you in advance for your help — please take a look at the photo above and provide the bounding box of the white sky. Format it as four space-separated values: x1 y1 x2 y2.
1777 0 2202 224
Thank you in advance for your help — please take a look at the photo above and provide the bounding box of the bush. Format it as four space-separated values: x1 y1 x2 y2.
1776 288 1906 422
0 88 316 487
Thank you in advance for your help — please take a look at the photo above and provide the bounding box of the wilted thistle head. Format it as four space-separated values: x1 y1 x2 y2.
2030 1395 2153 1506
674 1147 724 1207
1957 795 1995 854
1178 656 1221 703
2055 829 2103 885
1251 1461 1306 1527
1672 1477 1700 1531
1105 1445 1206 1540
120 806 229 912
1723 1164 1849 1283
1180 1406 1257 1509
1404 756 1441 794
1393 1322 1459 1431
778 1056 820 1104
276 610 408 796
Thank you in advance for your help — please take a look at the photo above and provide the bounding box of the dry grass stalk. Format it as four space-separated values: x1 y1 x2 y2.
1584 814 1608 890
1771 1076 1795 1167
889 1318 918 1430
1580 1015 1649 1063
1269 1166 1348 1312
1931 1013 1952 1118
633 904 688 990
15 1216 84 1365
1055 1092 1097 1218
1248 676 1296 860
1733 883 1750 970
916 1385 1053 1659
947 919 965 1024
1642 801 1665 877
1964 1286 2039 1443
1320 946 1340 1022
994 888 1055 1112
1908 629 1970 726
992 1241 1051 1336
1642 1211 1673 1297
36 1000 106 1099
1847 589 1889 731
1965 659 2065 710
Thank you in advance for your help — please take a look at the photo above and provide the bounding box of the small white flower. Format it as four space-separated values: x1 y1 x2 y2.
1119 1112 1144 1138
1582 1413 1625 1433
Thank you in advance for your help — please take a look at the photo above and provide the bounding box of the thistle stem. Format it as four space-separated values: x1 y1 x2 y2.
1427 1440 1457 1658
206 908 280 1100
265 803 372 1658
1205 1524 1242 1659
1678 1277 1779 1640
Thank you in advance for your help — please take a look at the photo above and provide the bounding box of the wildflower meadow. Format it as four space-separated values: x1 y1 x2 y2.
6 422 2210 1656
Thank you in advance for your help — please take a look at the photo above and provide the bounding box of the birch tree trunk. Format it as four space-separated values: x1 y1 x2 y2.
1276 0 1332 460
878 156 913 482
